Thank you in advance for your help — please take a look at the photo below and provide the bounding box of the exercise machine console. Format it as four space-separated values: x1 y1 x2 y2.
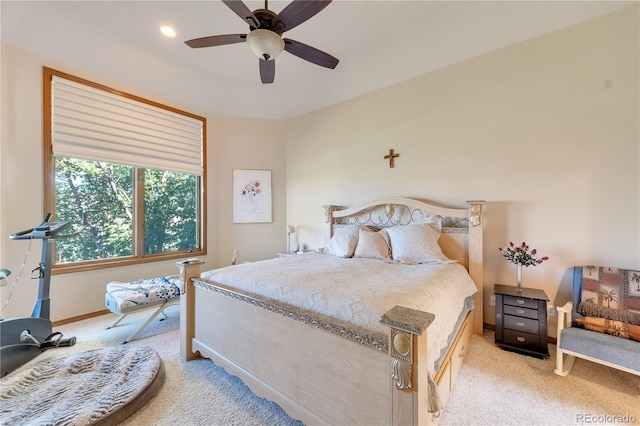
0 214 81 376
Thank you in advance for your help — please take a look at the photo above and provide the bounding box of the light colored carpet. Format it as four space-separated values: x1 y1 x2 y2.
439 331 639 425
14 307 639 425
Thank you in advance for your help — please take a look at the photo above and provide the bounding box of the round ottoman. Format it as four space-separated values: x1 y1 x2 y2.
0 346 164 425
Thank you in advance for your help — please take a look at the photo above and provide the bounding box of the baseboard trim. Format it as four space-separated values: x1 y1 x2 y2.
53 309 110 327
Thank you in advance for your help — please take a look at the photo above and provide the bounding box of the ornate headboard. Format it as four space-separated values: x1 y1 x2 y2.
322 197 485 334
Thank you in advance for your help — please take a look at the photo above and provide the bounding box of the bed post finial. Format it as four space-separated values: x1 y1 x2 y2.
322 205 335 224
323 205 336 244
466 200 485 227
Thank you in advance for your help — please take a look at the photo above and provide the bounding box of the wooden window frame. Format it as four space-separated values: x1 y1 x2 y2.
43 67 207 274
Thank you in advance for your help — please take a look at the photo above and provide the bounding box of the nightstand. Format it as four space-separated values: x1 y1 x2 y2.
494 284 550 359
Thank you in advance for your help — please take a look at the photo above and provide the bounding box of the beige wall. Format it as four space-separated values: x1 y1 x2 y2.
285 7 639 332
0 43 286 321
211 115 286 263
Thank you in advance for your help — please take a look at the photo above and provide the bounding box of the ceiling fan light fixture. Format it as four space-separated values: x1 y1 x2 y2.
246 29 285 61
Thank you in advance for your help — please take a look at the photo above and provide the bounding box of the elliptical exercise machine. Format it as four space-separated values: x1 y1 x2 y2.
0 213 82 376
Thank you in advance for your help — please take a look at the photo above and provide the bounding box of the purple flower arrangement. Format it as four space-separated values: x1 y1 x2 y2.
499 241 549 267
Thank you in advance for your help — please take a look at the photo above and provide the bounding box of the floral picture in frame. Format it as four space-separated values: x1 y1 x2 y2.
233 169 272 223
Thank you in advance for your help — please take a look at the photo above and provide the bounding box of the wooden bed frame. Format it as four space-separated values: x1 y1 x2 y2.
179 197 485 425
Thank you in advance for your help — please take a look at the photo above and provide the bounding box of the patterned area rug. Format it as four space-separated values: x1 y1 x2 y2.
0 346 164 426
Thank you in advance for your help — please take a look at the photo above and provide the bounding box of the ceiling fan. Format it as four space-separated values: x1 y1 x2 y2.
185 0 339 84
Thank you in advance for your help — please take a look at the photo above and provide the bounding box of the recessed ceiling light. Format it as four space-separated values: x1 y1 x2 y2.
160 26 176 38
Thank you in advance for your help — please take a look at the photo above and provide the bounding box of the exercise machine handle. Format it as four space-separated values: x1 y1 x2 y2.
9 213 87 240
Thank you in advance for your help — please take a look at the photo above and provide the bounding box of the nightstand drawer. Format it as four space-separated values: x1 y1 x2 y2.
503 295 539 310
503 329 540 350
504 315 539 334
504 305 539 320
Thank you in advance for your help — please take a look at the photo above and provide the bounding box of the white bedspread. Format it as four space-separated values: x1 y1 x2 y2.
201 252 477 372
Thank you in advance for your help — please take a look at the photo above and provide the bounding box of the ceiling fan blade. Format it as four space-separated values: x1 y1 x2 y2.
272 0 332 33
222 0 260 27
185 34 247 48
284 38 338 69
259 59 275 84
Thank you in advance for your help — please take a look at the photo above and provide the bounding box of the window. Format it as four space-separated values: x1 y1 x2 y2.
44 68 206 273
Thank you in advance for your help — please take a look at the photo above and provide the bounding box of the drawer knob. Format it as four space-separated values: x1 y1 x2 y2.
517 321 525 327
517 309 525 314
516 299 525 305
517 336 525 342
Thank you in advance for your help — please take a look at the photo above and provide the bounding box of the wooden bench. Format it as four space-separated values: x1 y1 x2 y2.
105 276 182 343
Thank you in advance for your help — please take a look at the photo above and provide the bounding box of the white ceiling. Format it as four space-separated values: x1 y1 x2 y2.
1 1 633 119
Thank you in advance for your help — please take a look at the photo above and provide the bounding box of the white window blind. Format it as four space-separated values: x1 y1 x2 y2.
51 76 203 175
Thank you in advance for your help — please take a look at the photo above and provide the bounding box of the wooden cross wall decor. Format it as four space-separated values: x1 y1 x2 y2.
384 149 400 168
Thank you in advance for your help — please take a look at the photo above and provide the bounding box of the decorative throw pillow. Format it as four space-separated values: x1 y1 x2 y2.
385 223 449 264
353 229 391 261
325 225 367 258
575 266 640 342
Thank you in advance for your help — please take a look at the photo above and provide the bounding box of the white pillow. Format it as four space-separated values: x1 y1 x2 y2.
353 229 391 261
385 223 449 264
325 225 366 258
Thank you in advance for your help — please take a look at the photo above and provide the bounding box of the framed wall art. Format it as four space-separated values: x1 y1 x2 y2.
233 169 272 223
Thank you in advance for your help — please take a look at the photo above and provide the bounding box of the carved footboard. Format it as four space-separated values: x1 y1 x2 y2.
179 262 472 425
181 267 390 425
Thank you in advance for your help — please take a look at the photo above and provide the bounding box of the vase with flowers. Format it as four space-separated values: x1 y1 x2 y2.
498 241 549 292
